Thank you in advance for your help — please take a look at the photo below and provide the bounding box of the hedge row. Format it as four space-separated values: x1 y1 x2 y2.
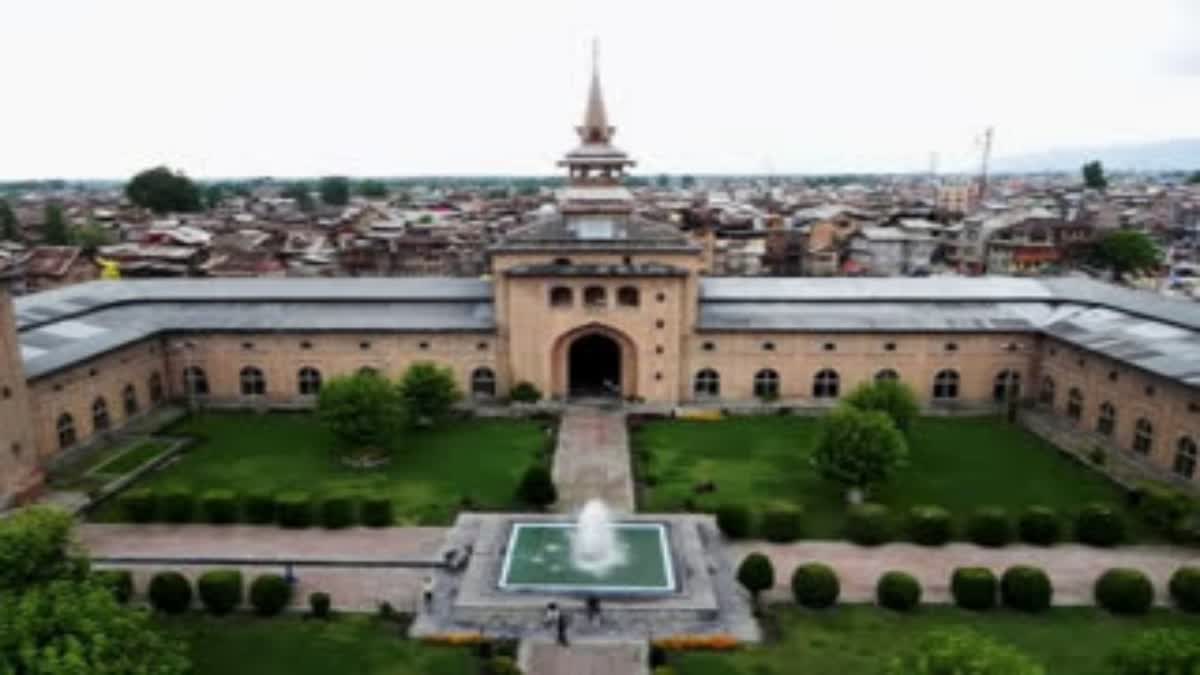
714 502 1128 548
146 571 293 616
118 489 395 528
777 563 1200 614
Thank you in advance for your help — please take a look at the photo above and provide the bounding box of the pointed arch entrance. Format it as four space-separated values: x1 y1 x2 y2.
551 323 638 400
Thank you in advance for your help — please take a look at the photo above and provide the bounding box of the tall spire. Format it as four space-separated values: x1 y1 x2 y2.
579 38 612 144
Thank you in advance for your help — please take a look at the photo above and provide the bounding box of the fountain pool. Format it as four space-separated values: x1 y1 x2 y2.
498 520 675 594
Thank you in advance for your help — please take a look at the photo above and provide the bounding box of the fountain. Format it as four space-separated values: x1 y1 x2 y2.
570 499 626 576
497 499 675 594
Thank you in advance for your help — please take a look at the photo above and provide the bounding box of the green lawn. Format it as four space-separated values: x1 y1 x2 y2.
93 440 171 476
161 614 475 675
94 412 548 525
48 439 171 492
634 415 1148 539
673 606 1200 675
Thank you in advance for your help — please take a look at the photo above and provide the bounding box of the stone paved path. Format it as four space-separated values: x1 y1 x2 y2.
521 639 647 675
80 524 448 612
551 406 635 513
734 541 1200 605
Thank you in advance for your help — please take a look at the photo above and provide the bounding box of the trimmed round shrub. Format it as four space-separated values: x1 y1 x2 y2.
907 505 952 546
1075 503 1126 547
516 465 557 509
200 489 239 524
95 569 133 604
1017 506 1062 546
197 569 244 615
846 503 894 546
1168 566 1200 613
876 571 921 612
161 489 195 524
120 488 158 523
148 571 192 614
1000 565 1053 612
249 574 292 616
951 567 998 610
244 491 275 524
275 492 314 528
715 504 752 540
966 507 1012 547
360 495 394 527
1095 568 1154 615
791 563 840 609
509 381 542 404
309 591 332 618
761 506 804 543
319 493 356 529
736 553 775 604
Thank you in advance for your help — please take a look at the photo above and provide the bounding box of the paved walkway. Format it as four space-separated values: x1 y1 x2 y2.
734 541 1200 606
81 524 448 612
551 406 635 513
521 639 646 675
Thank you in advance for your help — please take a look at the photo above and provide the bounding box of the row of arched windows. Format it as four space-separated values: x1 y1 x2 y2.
56 373 164 450
691 368 1018 402
1039 375 1197 479
550 285 640 309
180 366 500 400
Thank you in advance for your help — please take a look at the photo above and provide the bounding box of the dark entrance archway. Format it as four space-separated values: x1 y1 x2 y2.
568 333 622 397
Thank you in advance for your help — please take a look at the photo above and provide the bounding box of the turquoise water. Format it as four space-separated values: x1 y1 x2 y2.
499 523 674 592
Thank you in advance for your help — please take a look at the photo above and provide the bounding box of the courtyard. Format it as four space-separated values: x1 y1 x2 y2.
670 606 1200 675
92 412 548 525
634 415 1149 540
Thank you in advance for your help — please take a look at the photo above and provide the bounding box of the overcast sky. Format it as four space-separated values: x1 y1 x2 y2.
1 0 1197 179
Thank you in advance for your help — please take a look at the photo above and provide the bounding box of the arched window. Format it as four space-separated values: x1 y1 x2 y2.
240 366 266 396
1097 402 1116 436
1132 418 1153 455
471 367 496 398
993 370 1021 402
694 369 720 397
57 413 77 450
812 369 839 399
1039 376 1055 407
583 286 606 308
123 383 138 416
1174 436 1197 480
1067 387 1083 422
617 286 640 307
753 369 780 399
148 372 164 404
183 366 209 396
92 397 110 432
875 369 899 383
298 367 322 395
932 369 960 400
549 286 573 308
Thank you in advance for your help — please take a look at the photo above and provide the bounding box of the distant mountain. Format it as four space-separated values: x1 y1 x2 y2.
991 138 1200 173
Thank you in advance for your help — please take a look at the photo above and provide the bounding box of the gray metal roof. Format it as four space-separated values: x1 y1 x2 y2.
491 214 698 252
16 278 495 379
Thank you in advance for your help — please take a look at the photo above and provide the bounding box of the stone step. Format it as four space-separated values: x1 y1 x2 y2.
520 639 647 675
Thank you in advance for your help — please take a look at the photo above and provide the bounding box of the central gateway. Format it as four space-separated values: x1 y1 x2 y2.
568 333 621 397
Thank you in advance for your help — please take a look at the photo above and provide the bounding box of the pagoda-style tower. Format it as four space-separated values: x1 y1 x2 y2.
557 44 636 217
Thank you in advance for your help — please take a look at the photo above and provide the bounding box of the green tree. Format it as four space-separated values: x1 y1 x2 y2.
69 224 115 252
1096 230 1160 279
0 198 18 241
843 379 920 435
282 182 314 212
655 174 669 188
884 629 1044 675
125 166 202 214
316 372 404 451
318 176 351 206
358 179 388 198
1082 160 1108 190
680 174 696 189
736 552 775 612
813 406 908 500
203 183 226 210
41 203 70 245
1187 171 1200 185
0 508 87 591
398 362 461 427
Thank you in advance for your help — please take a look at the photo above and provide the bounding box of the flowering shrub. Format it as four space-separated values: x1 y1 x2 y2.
651 634 739 651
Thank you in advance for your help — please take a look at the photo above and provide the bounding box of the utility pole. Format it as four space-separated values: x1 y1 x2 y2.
977 126 994 208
